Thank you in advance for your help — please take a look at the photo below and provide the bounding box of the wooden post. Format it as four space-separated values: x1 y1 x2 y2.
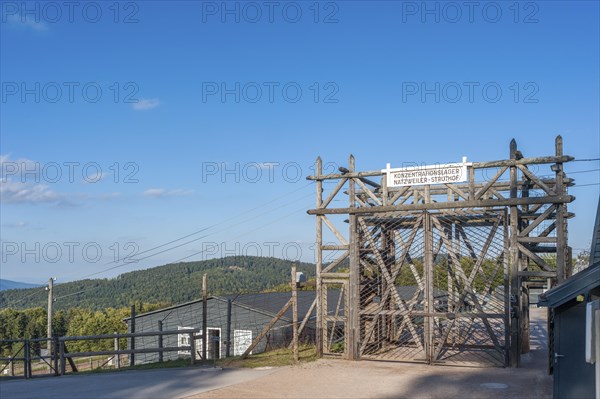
114 332 120 368
520 174 531 355
292 264 299 362
189 332 196 365
521 285 530 354
289 298 317 349
226 299 232 358
468 166 475 200
504 209 511 367
307 141 574 369
348 154 360 360
424 212 434 363
47 278 53 339
555 135 567 282
202 273 207 362
59 340 66 375
315 157 323 357
47 277 53 373
157 321 163 363
566 246 573 280
24 340 30 379
509 138 521 368
241 298 293 359
53 336 59 376
129 305 136 367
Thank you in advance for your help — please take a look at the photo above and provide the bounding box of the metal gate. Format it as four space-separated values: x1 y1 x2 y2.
357 210 508 366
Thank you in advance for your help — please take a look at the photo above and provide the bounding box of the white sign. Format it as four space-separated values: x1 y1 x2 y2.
383 157 471 187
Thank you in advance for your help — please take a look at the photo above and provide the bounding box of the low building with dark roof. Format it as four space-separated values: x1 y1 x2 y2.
124 291 318 365
538 261 600 399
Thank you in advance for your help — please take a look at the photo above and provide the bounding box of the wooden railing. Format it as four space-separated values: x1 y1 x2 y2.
0 328 202 379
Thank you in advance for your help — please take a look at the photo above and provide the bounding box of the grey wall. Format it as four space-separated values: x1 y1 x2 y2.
127 298 297 365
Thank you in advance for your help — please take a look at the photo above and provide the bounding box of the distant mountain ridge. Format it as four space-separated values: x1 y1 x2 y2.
0 256 315 311
0 279 42 291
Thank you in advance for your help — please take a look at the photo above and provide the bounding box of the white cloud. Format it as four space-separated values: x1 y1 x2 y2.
0 179 65 204
4 14 48 31
143 188 193 198
132 98 160 111
2 221 27 228
0 155 123 205
1 154 41 183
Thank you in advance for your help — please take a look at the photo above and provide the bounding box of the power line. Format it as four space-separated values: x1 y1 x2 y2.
52 201 313 302
573 158 600 162
171 203 311 264
6 183 315 305
0 286 47 310
106 182 314 265
566 169 600 174
78 190 315 280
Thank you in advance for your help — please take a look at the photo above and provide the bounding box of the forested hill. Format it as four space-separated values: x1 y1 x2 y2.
0 256 315 311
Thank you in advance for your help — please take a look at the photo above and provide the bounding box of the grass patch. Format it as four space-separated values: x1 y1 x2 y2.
62 344 318 375
77 358 193 375
217 344 318 368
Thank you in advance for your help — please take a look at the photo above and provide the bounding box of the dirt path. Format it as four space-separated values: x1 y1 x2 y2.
187 309 551 399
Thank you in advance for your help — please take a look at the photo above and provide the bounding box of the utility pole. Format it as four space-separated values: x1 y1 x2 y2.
202 273 207 362
292 264 298 362
47 278 54 339
46 277 55 372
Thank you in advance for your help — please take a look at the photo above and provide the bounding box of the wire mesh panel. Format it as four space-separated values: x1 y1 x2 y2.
322 280 347 356
430 211 508 367
355 210 508 366
358 213 427 362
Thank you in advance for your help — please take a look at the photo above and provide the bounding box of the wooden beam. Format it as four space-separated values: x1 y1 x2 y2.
348 155 360 360
509 138 521 368
241 298 293 359
519 205 557 237
321 178 348 209
475 166 508 200
315 157 323 357
306 156 574 181
292 265 298 363
322 215 349 245
307 195 575 215
518 271 557 278
517 243 553 272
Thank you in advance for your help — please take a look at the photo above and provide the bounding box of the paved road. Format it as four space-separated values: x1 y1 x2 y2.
1 309 551 399
0 367 277 399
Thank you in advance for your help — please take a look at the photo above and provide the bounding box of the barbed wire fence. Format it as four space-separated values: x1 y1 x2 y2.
127 265 316 368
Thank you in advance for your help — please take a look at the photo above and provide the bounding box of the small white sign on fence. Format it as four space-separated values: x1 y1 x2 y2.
383 157 471 187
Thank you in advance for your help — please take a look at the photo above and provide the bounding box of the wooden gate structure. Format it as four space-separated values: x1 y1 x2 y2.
307 137 574 367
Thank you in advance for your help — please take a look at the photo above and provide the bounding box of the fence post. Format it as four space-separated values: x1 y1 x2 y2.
130 305 136 367
59 340 65 375
292 264 299 362
53 336 59 376
8 356 14 377
114 332 120 369
158 321 163 363
202 273 207 362
189 332 196 366
226 299 232 358
24 340 30 379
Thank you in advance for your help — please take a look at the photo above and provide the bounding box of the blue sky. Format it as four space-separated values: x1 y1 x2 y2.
1 0 599 283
